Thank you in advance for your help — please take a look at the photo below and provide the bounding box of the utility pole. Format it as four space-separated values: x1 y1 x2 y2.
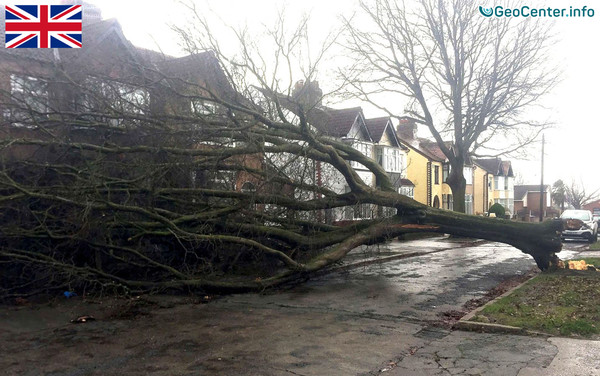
539 134 545 222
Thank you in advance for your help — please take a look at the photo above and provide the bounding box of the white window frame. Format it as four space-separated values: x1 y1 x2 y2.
191 99 219 115
78 78 149 127
464 167 473 185
465 194 473 215
6 74 49 127
399 186 414 199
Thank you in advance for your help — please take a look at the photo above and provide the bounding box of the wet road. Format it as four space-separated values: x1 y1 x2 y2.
1 237 592 376
190 237 586 375
243 238 581 322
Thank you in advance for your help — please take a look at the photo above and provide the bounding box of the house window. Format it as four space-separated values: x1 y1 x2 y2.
209 170 235 190
394 148 403 172
345 202 372 220
496 198 508 209
378 147 403 173
465 194 473 215
350 141 372 169
443 164 450 183
376 148 383 167
355 203 372 219
464 167 473 185
434 165 440 184
399 186 414 199
383 206 396 217
6 74 49 126
241 181 256 193
504 177 509 190
191 99 219 115
78 78 149 126
117 85 149 115
494 176 500 190
443 194 454 210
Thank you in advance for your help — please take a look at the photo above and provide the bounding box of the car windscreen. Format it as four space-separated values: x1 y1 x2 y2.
561 211 591 221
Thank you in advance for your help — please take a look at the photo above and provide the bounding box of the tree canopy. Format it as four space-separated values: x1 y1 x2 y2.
341 0 558 212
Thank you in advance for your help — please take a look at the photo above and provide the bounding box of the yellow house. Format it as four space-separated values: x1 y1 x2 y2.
473 162 494 215
396 118 445 207
397 118 490 213
474 158 515 216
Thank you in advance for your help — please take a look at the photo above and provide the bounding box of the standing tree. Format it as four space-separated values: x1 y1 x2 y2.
552 179 567 212
566 180 599 210
341 0 558 212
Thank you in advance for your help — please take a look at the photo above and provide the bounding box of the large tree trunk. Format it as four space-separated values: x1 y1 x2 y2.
419 208 562 270
241 202 564 291
446 162 467 213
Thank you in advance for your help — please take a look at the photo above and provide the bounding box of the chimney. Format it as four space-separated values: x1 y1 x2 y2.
292 80 323 108
397 116 418 141
61 0 103 22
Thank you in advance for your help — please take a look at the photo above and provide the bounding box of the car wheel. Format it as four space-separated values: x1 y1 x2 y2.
589 233 597 244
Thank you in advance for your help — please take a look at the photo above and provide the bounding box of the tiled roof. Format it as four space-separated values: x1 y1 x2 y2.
306 107 363 138
400 178 414 186
364 117 389 142
157 52 254 106
395 138 445 162
474 158 514 177
419 140 448 162
514 184 550 201
158 52 225 84
474 158 501 174
135 47 174 65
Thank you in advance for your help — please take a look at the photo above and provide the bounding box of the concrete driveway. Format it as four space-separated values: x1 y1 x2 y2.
1 237 596 375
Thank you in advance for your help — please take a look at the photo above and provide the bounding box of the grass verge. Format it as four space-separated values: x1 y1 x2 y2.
471 259 600 337
589 242 600 250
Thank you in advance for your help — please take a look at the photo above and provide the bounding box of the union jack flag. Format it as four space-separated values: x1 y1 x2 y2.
5 4 82 48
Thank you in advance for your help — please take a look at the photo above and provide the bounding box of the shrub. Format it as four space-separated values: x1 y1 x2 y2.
489 203 506 218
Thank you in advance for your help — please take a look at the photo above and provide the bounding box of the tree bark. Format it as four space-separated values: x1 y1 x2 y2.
446 161 467 213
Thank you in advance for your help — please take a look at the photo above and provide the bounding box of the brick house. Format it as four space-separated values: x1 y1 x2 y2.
0 5 268 194
583 199 600 218
513 184 558 222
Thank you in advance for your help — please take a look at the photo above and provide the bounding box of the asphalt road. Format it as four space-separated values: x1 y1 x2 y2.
0 237 594 375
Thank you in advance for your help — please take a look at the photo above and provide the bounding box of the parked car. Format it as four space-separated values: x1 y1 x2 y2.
560 210 598 243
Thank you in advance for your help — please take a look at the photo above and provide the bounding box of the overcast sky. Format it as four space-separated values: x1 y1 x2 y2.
95 0 600 192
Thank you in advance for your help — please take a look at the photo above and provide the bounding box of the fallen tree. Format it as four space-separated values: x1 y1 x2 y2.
0 12 562 299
